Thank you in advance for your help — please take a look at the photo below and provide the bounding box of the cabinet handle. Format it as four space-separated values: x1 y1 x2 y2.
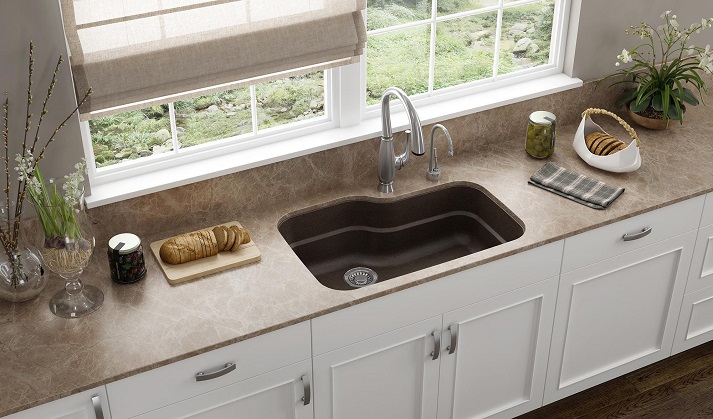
195 362 236 382
430 330 441 361
300 374 311 406
622 227 652 241
446 324 458 355
91 395 105 419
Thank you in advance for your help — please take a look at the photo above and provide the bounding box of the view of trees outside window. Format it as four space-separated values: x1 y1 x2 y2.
366 0 557 105
89 72 324 168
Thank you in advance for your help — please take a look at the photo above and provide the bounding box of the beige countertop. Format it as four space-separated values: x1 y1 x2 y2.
1 101 712 416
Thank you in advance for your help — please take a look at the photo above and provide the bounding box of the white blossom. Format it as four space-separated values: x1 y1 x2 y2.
661 10 671 19
617 49 633 63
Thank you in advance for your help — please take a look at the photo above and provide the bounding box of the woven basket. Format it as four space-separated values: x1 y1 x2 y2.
573 108 641 173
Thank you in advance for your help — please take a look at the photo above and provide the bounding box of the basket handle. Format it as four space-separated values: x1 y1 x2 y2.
581 108 640 147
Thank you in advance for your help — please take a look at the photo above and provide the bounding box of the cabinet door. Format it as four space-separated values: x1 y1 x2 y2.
132 359 312 419
685 224 713 293
5 387 111 419
544 231 696 403
437 277 558 419
313 316 442 419
672 284 713 355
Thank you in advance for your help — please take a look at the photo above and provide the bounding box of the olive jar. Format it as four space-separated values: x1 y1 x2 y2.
108 233 147 284
526 111 556 159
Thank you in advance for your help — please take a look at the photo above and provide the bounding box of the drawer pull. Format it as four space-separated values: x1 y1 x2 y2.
622 227 652 241
195 362 236 382
430 330 441 361
91 395 105 419
446 324 458 355
301 374 311 406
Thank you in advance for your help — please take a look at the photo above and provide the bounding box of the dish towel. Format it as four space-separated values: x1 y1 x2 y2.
528 162 624 210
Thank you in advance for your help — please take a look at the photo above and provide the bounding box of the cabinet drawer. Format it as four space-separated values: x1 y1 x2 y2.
562 196 704 273
107 321 311 419
701 192 713 227
312 240 563 356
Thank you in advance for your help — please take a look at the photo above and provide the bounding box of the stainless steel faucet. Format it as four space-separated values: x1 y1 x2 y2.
377 87 424 193
427 124 453 182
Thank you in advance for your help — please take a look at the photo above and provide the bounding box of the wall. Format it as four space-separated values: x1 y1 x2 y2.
0 0 85 190
570 0 713 81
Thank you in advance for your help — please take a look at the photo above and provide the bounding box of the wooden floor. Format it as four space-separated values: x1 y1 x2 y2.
518 340 713 418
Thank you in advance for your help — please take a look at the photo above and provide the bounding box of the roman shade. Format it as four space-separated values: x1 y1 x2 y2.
59 0 367 120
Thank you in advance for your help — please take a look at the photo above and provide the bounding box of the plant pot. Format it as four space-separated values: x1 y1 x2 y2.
626 108 682 130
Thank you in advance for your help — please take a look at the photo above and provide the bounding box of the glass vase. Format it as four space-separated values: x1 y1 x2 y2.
0 246 46 303
33 202 103 318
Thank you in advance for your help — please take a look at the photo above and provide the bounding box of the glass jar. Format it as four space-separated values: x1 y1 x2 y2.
526 111 556 159
108 233 146 284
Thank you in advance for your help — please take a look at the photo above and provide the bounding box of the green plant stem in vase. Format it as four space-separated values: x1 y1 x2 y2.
604 11 713 128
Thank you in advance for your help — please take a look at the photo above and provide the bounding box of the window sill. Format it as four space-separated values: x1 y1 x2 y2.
85 73 582 208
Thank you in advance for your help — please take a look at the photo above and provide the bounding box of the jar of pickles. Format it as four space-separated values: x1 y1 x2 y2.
526 111 556 159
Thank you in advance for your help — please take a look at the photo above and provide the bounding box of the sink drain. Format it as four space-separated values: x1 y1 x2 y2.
344 267 378 288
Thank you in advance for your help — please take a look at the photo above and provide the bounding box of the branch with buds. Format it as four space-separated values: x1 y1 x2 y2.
2 42 91 285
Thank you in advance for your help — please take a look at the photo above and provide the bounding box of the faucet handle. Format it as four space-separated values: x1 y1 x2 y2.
427 149 441 181
427 125 453 182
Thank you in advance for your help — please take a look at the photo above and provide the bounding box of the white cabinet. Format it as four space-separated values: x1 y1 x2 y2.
672 284 713 355
4 387 110 419
311 243 563 419
313 316 442 419
132 359 313 419
107 321 311 419
685 223 713 294
437 277 558 419
545 231 696 403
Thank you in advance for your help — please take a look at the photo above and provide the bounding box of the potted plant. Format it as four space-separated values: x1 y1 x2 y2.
607 11 713 129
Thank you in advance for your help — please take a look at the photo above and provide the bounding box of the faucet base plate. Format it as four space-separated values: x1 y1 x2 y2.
378 182 394 193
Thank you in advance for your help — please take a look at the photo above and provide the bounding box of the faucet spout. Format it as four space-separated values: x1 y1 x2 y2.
377 87 424 193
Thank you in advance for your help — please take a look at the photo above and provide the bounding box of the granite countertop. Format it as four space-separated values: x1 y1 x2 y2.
1 104 712 416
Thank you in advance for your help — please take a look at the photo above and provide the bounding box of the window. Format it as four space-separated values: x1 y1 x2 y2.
88 72 326 169
365 0 559 105
81 0 572 203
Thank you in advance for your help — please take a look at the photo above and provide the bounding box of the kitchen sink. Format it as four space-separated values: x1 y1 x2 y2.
278 183 524 290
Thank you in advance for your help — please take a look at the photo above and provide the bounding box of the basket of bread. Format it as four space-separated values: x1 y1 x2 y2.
573 108 641 173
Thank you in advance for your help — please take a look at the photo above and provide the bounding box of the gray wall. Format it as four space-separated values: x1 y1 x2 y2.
0 0 85 190
570 0 713 81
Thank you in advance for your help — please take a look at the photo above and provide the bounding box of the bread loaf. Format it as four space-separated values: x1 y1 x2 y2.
585 132 626 156
159 224 251 265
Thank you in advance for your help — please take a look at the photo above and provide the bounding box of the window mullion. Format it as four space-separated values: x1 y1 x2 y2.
492 3 504 80
428 0 438 94
250 85 258 135
168 102 179 154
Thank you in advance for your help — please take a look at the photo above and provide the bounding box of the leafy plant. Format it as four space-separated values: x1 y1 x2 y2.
607 11 713 123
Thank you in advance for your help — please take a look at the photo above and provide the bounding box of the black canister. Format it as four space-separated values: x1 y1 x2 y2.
108 233 147 284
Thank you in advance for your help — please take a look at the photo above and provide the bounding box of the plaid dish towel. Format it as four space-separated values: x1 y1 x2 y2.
528 162 624 210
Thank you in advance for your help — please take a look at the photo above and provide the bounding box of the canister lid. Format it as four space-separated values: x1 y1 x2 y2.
108 233 141 254
529 111 556 125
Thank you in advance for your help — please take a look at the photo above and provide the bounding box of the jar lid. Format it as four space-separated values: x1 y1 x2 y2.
529 111 556 125
108 233 141 254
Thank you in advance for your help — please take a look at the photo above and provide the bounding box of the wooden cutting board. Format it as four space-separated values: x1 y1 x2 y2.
150 221 261 285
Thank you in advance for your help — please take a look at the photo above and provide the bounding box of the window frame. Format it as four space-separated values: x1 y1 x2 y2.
82 0 576 203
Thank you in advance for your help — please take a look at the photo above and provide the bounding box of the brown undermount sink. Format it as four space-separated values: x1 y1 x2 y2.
278 183 525 291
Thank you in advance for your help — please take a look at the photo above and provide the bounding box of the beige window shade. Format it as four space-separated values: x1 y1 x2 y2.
59 0 366 120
